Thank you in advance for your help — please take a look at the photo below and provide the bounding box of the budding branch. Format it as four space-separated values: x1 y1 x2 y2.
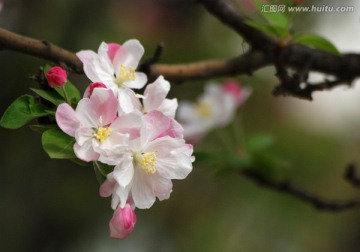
1 0 360 211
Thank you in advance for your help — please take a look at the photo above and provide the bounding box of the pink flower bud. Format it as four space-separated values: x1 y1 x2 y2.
109 204 137 240
88 82 107 97
46 66 67 88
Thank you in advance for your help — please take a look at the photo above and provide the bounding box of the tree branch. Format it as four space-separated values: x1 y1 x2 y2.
241 168 360 212
0 28 83 73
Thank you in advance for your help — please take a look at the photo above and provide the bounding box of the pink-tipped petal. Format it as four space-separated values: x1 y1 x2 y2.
107 43 121 61
99 179 116 197
55 103 80 137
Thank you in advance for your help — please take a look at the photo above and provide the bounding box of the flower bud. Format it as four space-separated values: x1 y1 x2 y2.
109 204 137 239
46 66 67 88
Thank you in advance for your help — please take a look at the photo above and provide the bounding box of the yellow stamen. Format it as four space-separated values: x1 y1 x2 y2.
115 64 136 87
195 101 212 118
93 126 111 142
134 152 157 174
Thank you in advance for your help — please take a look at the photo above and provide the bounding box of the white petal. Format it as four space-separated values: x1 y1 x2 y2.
76 50 102 83
150 174 173 201
146 137 193 180
131 170 156 209
75 98 99 128
74 141 99 162
113 155 134 188
158 98 178 118
118 88 139 114
143 76 170 112
113 39 144 70
124 72 147 89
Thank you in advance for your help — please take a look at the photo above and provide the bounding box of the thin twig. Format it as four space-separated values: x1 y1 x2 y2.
241 168 360 212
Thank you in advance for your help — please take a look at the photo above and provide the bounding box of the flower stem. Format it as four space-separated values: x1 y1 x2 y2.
61 85 71 105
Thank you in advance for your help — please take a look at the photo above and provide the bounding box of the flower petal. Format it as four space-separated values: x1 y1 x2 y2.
131 170 156 209
149 174 173 201
74 141 99 162
90 88 118 125
76 50 102 83
158 98 178 118
113 39 144 70
113 155 134 188
143 75 170 112
55 103 80 137
124 72 147 89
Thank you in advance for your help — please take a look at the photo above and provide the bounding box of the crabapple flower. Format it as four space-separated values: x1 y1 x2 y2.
76 40 147 114
55 88 141 162
177 80 251 143
99 110 194 210
46 66 67 88
109 203 137 240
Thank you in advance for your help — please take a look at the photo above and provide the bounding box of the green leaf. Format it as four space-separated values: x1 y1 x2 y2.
291 34 340 55
31 88 65 106
246 134 275 153
42 128 76 159
55 81 81 107
71 158 89 167
261 11 290 30
0 95 49 129
30 124 58 134
93 161 114 184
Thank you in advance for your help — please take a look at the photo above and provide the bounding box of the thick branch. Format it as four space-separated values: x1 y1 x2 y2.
241 169 360 212
198 0 277 51
0 28 83 73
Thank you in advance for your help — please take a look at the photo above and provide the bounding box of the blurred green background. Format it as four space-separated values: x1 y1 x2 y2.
1 0 360 251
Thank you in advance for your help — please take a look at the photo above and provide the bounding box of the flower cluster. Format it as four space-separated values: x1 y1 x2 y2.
55 40 194 239
177 80 251 144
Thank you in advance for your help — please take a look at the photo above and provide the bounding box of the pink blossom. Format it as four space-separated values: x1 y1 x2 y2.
76 41 147 114
99 111 194 209
55 88 141 162
109 204 136 240
46 66 67 88
177 81 251 143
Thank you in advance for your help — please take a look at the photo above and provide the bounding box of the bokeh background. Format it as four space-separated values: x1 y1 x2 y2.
1 0 360 251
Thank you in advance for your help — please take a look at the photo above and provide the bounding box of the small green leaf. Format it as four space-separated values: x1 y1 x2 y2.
30 124 58 134
261 11 290 30
93 161 114 184
246 134 275 153
31 88 65 106
71 158 89 167
0 95 49 129
291 34 340 55
42 128 76 159
55 81 81 107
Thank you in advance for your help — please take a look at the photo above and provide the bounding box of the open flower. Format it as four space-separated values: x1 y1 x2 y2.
99 111 194 209
55 88 141 162
76 40 147 114
177 80 251 143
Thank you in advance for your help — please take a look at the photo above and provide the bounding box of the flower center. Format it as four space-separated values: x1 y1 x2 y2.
195 101 212 118
93 126 111 142
115 64 136 87
134 152 157 174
